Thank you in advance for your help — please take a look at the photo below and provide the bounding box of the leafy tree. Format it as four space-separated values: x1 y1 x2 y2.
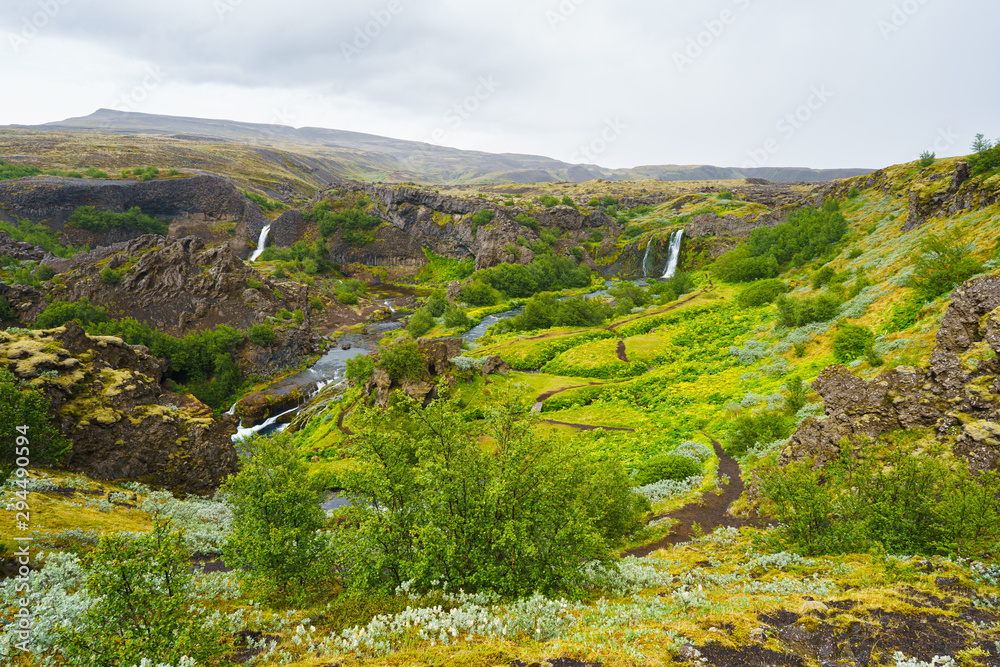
33 298 110 329
377 340 425 382
725 411 792 457
918 150 936 168
247 323 276 347
832 323 875 363
634 454 701 486
969 133 1000 176
66 206 168 236
222 433 332 602
0 369 71 486
442 305 472 331
406 308 435 338
457 280 501 307
424 290 449 317
346 354 375 386
909 230 982 302
736 279 789 308
775 292 842 328
335 394 645 596
811 266 836 289
57 520 230 666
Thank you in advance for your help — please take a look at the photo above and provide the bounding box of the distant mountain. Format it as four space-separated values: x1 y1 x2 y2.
9 109 873 185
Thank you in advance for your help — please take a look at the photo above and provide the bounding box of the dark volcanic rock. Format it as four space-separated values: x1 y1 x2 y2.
783 273 1000 475
0 230 46 261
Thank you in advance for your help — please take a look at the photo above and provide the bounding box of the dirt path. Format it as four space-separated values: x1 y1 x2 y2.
625 436 762 557
616 340 629 363
541 420 635 432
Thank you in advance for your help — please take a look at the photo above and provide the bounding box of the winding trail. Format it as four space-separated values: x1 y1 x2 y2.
541 420 635 432
626 436 764 557
616 340 629 363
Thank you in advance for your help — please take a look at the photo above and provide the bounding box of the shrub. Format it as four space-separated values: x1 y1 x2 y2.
539 195 560 207
560 195 575 207
1 369 71 485
346 354 375 386
515 213 540 231
471 209 495 232
57 520 230 666
443 305 472 331
0 159 42 180
569 246 584 262
66 206 169 236
776 293 842 328
811 266 836 289
83 167 109 179
624 226 643 239
725 411 793 457
33 298 109 329
247 324 276 347
425 290 449 317
35 264 56 281
848 186 861 199
634 454 702 486
458 280 500 307
0 218 87 258
0 297 16 321
377 340 425 382
969 133 1000 176
784 376 809 415
718 190 733 200
832 323 875 363
222 433 332 602
848 248 864 259
99 266 122 285
406 308 435 338
918 151 936 168
736 279 789 308
909 230 983 302
336 395 644 596
312 204 382 247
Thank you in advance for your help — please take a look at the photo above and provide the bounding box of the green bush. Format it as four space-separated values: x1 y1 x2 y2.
406 308 435 338
0 297 15 321
346 355 375 386
58 520 230 666
472 255 592 299
736 279 789 308
425 290 449 317
775 293 842 328
471 209 495 232
247 324 276 347
718 190 733 200
336 395 645 596
0 369 71 486
35 264 56 281
725 411 793 457
811 266 836 289
832 323 875 363
0 218 86 258
539 195 560 207
560 195 575 207
66 206 168 236
243 190 289 212
83 167 110 179
515 213 540 231
33 298 109 329
99 266 122 285
918 151 936 168
223 433 332 602
969 133 1000 176
457 280 500 307
311 202 382 247
784 376 809 415
443 305 472 331
909 230 983 302
634 453 702 486
377 340 425 382
499 294 612 333
0 159 42 181
337 291 359 305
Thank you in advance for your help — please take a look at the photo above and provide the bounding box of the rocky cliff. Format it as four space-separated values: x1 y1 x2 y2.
0 322 238 492
782 273 1000 475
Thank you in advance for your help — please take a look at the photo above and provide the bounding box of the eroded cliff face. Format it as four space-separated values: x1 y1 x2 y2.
0 174 268 252
0 323 238 493
783 273 1000 475
38 235 308 336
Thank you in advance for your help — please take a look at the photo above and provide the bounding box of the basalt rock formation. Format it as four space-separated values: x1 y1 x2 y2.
782 273 1000 475
0 322 238 492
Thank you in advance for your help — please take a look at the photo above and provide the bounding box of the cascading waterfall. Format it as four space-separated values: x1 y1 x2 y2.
662 229 685 279
641 237 655 277
249 224 271 262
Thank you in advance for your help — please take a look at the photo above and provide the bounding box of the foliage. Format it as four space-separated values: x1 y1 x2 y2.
247 323 276 347
260 240 332 274
310 201 383 247
66 205 169 236
0 297 15 321
336 394 644 597
0 368 71 486
908 230 983 302
442 305 472 330
775 292 842 328
471 209 495 233
471 255 592 299
713 202 848 282
736 279 789 308
633 454 702 486
514 213 540 231
243 190 289 212
0 159 42 180
761 438 1000 558
539 195 560 207
33 298 110 329
718 190 733 200
832 323 875 363
346 354 375 386
99 266 122 285
498 293 612 333
725 411 793 457
0 218 87 258
57 520 230 666
334 278 367 305
222 432 332 602
918 151 936 168
784 376 809 415
406 308 435 338
377 340 425 382
969 133 1000 176
458 280 501 307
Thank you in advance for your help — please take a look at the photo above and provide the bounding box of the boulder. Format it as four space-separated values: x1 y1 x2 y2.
481 355 510 376
418 337 462 376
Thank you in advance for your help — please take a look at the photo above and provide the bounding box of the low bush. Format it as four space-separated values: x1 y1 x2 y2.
1 368 71 486
346 355 375 386
458 280 501 307
775 292 842 328
247 324 276 347
908 230 982 302
99 266 122 285
377 340 425 382
736 279 790 308
832 323 875 363
406 308 435 338
33 298 109 329
66 206 168 236
725 411 793 457
634 454 702 486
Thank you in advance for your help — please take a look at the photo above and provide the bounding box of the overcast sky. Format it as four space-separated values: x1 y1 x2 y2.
0 0 997 170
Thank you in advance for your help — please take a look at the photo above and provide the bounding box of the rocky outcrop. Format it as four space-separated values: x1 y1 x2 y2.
783 273 1000 475
0 174 268 254
0 323 238 493
38 235 308 336
327 224 427 267
0 231 46 261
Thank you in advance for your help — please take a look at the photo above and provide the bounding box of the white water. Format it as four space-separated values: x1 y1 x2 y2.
249 224 271 262
641 237 655 277
232 404 300 441
662 229 685 279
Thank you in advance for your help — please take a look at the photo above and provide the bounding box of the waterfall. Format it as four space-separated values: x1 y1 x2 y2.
662 229 685 279
249 224 271 262
641 237 655 277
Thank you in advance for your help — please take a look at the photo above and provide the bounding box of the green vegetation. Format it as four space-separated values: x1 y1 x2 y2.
309 200 383 247
775 292 842 328
969 133 1000 176
243 190 289 212
832 323 875 363
338 395 644 596
335 279 367 305
0 369 71 485
247 323 277 347
346 354 375 386
633 453 701 486
471 255 592 299
260 240 332 274
736 279 789 308
66 206 169 236
0 159 42 180
918 150 936 168
713 202 848 282
498 294 612 333
99 266 122 285
908 230 983 302
376 339 425 382
33 298 110 329
0 218 87 258
725 411 792 457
